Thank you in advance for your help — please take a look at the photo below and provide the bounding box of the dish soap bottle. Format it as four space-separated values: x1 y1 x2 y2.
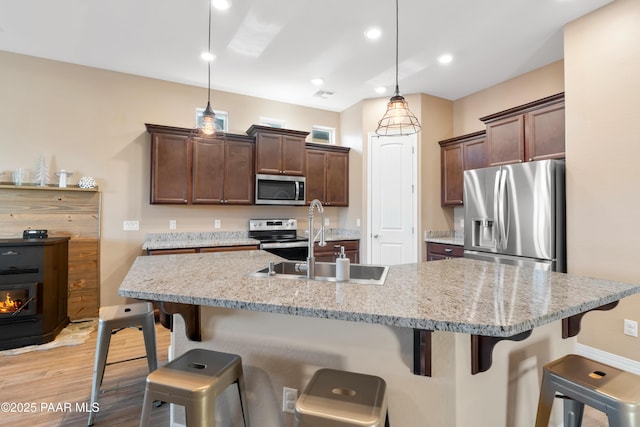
336 246 350 282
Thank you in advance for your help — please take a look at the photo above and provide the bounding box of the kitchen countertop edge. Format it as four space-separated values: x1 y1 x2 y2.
118 251 640 338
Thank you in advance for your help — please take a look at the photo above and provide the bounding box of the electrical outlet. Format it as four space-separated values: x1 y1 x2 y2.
624 319 638 337
214 219 221 229
123 220 139 231
169 219 177 230
282 387 298 414
324 218 330 226
356 218 361 227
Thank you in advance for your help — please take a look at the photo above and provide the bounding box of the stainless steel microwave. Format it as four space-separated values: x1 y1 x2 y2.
255 174 306 205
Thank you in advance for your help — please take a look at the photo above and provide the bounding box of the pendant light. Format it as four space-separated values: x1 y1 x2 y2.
199 0 217 136
375 0 421 136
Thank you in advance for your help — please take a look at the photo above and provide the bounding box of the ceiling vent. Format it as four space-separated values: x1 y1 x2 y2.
313 89 334 99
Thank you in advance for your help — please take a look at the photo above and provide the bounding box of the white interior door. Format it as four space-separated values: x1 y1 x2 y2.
368 133 417 265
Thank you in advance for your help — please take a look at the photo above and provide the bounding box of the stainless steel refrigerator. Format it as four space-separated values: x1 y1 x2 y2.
463 159 566 272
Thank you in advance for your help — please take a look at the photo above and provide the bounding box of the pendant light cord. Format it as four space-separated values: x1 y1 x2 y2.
207 0 212 104
394 0 399 96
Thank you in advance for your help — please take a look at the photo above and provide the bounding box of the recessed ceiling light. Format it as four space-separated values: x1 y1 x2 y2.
201 52 216 61
311 78 324 86
374 86 387 94
212 0 231 10
438 53 453 64
364 27 382 40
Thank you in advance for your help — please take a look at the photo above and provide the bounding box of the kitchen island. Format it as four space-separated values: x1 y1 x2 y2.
119 250 640 427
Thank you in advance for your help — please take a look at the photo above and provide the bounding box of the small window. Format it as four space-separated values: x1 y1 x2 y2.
258 117 287 129
311 125 335 144
195 108 229 132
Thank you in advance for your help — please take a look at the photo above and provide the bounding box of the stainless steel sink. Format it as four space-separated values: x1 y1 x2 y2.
249 261 389 285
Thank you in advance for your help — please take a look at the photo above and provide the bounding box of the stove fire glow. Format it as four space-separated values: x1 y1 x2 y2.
0 291 27 314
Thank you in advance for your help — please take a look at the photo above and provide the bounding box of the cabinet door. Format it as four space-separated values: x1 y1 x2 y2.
463 137 487 170
306 150 327 203
281 136 306 176
224 139 254 204
525 102 565 161
192 138 224 204
315 240 359 263
486 115 525 166
255 133 282 175
150 133 190 204
325 152 348 206
441 143 464 206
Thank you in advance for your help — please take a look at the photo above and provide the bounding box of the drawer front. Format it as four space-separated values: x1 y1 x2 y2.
427 242 464 259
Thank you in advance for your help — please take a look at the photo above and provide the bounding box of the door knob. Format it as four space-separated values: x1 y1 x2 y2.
373 234 380 239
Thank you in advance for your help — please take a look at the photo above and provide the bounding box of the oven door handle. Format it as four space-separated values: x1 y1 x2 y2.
260 241 309 249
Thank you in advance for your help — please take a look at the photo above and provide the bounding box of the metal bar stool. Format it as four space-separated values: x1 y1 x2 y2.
139 348 250 427
294 368 390 427
88 302 158 426
535 354 640 427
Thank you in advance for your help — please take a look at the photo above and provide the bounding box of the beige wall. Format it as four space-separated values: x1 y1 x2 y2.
564 0 640 360
0 51 341 307
452 60 565 135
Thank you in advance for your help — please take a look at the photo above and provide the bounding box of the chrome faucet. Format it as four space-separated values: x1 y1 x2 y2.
307 199 326 279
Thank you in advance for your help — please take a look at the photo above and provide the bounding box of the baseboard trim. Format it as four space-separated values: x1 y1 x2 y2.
575 343 640 375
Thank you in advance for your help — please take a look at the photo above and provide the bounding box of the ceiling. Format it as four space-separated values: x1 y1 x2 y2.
0 0 612 112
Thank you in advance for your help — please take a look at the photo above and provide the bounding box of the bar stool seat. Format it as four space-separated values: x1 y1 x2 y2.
88 302 158 426
535 354 640 427
140 348 250 427
294 368 389 427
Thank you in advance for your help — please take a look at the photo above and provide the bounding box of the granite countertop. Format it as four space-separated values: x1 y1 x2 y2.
118 250 640 337
424 231 464 246
143 229 360 250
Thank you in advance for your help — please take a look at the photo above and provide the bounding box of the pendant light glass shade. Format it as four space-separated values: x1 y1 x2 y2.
375 0 421 136
201 101 216 136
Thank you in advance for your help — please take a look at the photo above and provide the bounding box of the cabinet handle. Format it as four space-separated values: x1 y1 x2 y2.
444 248 453 253
528 158 533 161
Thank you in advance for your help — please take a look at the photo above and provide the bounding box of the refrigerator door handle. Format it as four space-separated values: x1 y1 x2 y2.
493 169 502 249
497 168 508 250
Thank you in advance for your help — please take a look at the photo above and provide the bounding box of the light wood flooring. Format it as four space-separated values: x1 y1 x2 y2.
0 319 611 427
0 320 171 427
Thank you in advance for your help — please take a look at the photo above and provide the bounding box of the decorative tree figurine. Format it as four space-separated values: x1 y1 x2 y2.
35 155 49 186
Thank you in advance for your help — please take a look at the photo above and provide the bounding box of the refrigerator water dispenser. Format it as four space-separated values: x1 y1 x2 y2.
472 219 496 249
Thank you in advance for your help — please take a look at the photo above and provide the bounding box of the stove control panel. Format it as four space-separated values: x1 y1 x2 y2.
249 219 297 231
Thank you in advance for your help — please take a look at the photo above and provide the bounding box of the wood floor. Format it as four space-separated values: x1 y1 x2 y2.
0 318 611 427
0 320 171 427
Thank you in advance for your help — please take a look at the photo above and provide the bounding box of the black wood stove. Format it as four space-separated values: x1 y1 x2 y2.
0 237 70 350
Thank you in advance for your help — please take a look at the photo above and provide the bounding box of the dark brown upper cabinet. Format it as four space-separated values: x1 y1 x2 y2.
438 131 487 206
147 124 254 205
481 93 565 166
246 125 308 176
305 143 350 206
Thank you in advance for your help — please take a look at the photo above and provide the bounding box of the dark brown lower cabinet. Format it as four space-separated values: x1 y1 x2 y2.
314 240 359 263
426 242 463 261
147 245 259 256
